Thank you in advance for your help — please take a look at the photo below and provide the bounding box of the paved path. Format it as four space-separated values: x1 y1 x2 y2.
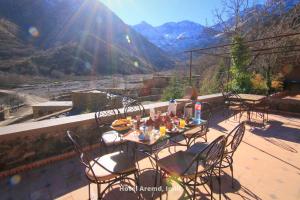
0 89 48 106
0 89 48 126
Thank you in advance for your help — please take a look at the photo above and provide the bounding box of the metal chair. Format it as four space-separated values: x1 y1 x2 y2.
155 135 227 200
251 97 269 123
66 130 140 200
95 100 123 153
220 121 246 187
223 92 249 122
188 122 246 189
124 100 146 118
182 102 212 147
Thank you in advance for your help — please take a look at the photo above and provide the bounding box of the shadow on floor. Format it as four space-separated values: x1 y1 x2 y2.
249 120 300 152
210 172 262 200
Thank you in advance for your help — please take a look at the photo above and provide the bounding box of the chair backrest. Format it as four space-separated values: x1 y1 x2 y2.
225 122 246 154
124 100 146 118
121 95 136 108
95 107 119 128
66 130 102 180
183 135 226 175
201 135 227 170
66 130 89 167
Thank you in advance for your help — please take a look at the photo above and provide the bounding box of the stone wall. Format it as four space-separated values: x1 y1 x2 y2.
32 101 72 118
0 96 226 174
0 101 176 173
72 90 123 111
269 96 300 114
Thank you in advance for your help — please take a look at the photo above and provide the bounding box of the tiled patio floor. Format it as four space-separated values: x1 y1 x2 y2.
0 112 300 200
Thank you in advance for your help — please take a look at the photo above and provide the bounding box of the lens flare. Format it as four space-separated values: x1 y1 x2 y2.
9 174 21 186
28 27 39 37
126 35 131 44
96 16 103 25
133 61 139 67
85 62 91 69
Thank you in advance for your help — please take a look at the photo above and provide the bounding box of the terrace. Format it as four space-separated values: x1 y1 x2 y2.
0 93 299 200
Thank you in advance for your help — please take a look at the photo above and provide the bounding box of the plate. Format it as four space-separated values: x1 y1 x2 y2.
110 125 131 131
166 128 184 134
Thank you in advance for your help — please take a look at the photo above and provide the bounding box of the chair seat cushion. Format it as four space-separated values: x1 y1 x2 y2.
102 130 122 145
186 142 209 155
85 151 136 182
157 151 204 177
229 105 248 111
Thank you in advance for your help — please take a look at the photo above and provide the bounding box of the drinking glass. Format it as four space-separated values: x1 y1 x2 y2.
160 126 166 136
179 119 186 128
126 116 132 121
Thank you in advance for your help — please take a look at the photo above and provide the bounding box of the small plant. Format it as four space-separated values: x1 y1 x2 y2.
271 73 284 92
161 76 186 101
251 73 268 94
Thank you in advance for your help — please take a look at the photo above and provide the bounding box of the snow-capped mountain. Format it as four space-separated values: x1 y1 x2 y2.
133 0 299 55
133 20 219 55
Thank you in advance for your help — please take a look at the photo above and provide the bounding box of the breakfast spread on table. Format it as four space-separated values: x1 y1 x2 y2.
111 118 132 131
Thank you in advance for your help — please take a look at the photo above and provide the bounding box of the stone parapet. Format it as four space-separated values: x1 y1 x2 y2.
0 95 226 175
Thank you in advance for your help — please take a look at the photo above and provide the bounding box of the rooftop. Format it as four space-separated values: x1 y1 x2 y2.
1 112 299 200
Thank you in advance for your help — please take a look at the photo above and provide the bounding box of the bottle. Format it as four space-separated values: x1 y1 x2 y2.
150 108 155 120
167 99 177 116
194 102 202 124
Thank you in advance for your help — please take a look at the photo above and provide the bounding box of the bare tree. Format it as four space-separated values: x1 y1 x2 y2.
249 0 300 93
213 0 250 36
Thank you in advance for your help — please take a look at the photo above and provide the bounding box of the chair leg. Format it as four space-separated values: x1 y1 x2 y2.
210 174 214 200
218 167 222 200
230 163 234 188
134 172 141 200
192 179 197 200
152 164 159 199
97 183 101 200
88 183 91 200
159 170 163 200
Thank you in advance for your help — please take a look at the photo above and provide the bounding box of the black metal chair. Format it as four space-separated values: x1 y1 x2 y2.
251 97 269 124
188 121 246 189
155 135 227 200
66 131 140 200
223 92 249 122
124 100 146 118
182 102 212 147
95 100 123 153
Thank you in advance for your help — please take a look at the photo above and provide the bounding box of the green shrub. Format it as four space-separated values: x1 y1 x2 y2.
228 35 252 93
161 76 186 101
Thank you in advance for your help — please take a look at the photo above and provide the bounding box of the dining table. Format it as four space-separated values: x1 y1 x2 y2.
236 94 267 103
115 116 208 198
230 93 267 121
116 120 207 163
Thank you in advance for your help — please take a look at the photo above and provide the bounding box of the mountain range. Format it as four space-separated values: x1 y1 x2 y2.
133 0 300 55
133 20 220 55
0 0 299 79
0 0 175 77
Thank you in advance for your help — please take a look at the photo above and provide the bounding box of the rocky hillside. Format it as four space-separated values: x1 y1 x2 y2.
0 0 175 77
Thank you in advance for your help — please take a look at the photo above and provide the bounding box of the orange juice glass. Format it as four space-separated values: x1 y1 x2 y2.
179 119 186 128
159 126 166 136
126 116 132 122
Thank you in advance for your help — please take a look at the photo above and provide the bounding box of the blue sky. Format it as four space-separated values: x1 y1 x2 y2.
100 0 265 26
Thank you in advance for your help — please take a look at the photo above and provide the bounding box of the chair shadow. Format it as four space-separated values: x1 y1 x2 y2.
211 172 262 200
249 119 300 153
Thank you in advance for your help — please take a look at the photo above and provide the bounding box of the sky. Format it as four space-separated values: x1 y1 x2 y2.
100 0 265 26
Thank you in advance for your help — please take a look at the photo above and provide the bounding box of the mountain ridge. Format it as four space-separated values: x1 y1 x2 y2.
0 0 175 77
133 20 219 55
